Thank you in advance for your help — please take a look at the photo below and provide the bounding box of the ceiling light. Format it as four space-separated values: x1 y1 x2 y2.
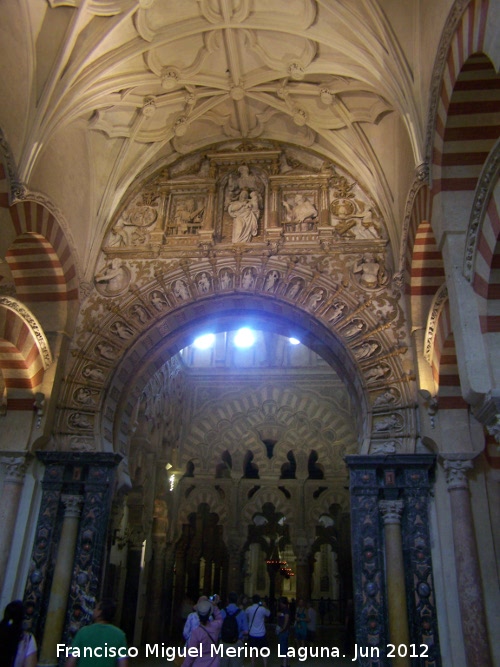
193 333 215 349
289 337 300 345
234 328 255 348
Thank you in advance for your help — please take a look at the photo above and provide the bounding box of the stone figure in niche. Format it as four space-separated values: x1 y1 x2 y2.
364 363 391 383
197 272 211 293
74 387 98 407
228 190 260 243
68 412 93 430
286 279 303 299
110 321 134 339
171 197 204 235
107 221 129 247
371 441 398 455
225 165 264 243
342 319 365 339
264 270 280 292
373 387 400 407
82 365 105 383
282 193 318 231
95 340 117 361
173 279 190 301
354 341 379 361
150 290 169 310
307 288 324 310
94 258 130 296
374 413 402 432
241 267 256 289
353 253 388 289
130 304 149 323
219 269 233 290
328 302 346 323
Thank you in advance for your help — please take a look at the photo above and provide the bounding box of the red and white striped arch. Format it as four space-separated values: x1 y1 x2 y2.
0 163 78 304
427 296 468 410
410 220 445 298
432 1 496 195
472 187 500 332
0 297 53 407
403 185 433 288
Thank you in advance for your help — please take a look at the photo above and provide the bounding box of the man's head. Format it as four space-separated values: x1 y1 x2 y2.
252 594 261 604
228 592 238 605
94 599 116 623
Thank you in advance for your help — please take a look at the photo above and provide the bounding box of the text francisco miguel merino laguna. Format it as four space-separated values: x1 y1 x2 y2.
57 643 393 662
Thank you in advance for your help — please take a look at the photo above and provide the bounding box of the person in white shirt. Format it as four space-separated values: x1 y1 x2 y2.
245 595 270 667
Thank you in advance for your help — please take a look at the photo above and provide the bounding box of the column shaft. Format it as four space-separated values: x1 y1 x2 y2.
380 500 410 667
446 469 493 666
39 495 82 666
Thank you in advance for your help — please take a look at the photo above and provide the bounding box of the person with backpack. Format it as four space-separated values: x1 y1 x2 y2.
220 592 248 667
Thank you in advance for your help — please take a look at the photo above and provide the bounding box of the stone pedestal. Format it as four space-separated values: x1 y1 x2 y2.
443 456 493 667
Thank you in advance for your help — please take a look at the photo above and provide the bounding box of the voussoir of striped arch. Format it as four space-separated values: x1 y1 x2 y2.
0 296 53 402
410 221 445 298
424 287 468 409
432 0 499 196
0 163 79 304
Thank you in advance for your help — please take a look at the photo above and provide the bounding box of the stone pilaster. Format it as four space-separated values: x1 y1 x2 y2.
442 456 493 667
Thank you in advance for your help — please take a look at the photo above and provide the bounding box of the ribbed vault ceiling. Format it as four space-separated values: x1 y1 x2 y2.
0 0 435 276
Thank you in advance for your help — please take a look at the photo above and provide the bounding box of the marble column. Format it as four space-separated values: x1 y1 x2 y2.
443 456 493 667
0 454 30 594
39 494 83 666
379 499 410 667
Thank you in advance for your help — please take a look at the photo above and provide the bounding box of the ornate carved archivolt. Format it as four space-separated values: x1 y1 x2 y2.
57 145 413 453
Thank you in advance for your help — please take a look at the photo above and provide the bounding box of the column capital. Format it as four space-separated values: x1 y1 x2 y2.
1 453 31 483
441 455 475 490
379 498 404 524
61 494 83 518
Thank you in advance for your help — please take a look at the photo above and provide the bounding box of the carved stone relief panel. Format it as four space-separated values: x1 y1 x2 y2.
281 190 319 232
104 191 162 249
166 192 207 238
329 174 383 240
97 144 389 260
